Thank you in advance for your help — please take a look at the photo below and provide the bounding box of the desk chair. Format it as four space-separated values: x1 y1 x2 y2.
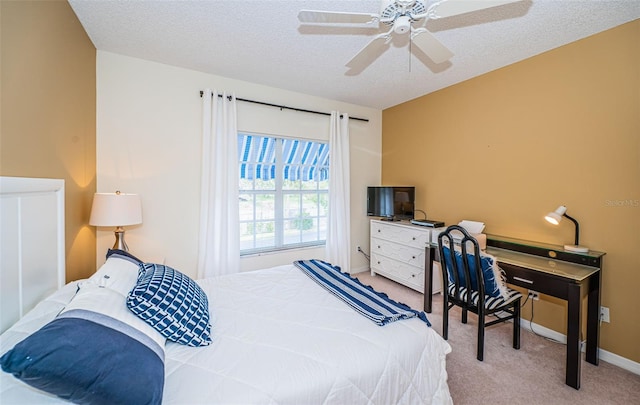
437 225 522 361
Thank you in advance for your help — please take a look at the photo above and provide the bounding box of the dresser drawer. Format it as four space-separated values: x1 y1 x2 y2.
371 252 424 292
371 237 424 267
370 221 429 249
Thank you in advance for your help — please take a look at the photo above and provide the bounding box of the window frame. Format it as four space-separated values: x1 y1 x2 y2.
238 133 329 256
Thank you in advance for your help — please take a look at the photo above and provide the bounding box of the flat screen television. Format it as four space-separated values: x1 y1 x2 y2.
366 186 415 220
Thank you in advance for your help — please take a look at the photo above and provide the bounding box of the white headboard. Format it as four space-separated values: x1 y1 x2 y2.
0 176 66 333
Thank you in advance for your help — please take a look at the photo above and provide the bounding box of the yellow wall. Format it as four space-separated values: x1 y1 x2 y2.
382 21 639 362
1 0 97 281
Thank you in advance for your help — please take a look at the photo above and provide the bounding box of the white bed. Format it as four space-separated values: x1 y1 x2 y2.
0 177 452 405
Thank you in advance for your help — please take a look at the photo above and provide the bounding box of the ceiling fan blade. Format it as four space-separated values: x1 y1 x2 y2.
411 28 454 64
345 33 391 71
430 0 522 19
298 10 378 25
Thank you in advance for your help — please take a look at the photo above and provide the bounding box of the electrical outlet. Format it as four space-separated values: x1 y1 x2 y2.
528 290 539 300
600 306 610 323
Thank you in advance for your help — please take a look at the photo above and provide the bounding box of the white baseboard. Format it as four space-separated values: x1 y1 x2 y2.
520 319 640 376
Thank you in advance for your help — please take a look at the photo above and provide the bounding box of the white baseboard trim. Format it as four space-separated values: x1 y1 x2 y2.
520 319 640 376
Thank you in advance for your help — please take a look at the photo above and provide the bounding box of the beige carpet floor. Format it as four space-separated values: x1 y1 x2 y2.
355 272 640 405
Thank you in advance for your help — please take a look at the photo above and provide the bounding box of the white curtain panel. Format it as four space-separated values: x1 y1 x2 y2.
197 89 240 278
326 111 351 272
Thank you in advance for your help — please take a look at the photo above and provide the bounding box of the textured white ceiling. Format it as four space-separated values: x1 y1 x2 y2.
68 0 640 110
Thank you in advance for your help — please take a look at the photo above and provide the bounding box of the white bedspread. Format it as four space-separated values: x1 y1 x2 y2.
1 264 452 404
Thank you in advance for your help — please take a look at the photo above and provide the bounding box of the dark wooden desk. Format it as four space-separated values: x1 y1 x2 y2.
424 235 605 390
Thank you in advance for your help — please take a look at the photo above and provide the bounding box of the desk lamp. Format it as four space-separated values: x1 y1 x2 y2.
544 205 588 253
90 191 142 252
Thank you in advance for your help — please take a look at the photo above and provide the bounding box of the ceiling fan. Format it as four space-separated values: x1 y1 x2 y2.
298 0 522 71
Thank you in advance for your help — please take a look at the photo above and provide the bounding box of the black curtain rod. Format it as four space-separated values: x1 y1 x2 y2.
199 91 368 122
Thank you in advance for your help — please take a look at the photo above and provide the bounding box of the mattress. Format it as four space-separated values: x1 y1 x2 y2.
1 264 452 404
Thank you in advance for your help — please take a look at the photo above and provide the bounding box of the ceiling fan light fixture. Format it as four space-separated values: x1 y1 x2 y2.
298 0 525 72
393 15 411 34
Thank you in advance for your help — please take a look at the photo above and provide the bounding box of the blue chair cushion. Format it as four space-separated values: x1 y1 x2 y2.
442 246 508 298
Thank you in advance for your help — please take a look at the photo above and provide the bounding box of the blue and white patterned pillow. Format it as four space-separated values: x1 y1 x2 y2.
127 263 212 347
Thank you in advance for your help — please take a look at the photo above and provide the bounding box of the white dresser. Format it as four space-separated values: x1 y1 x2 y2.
369 219 442 294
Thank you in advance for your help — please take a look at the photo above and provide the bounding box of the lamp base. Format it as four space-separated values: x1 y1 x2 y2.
113 227 129 252
564 244 589 253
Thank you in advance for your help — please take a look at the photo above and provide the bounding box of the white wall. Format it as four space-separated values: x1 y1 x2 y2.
96 51 381 278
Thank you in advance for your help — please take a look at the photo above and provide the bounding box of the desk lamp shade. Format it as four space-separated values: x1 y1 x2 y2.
544 205 588 253
394 192 410 203
90 192 142 252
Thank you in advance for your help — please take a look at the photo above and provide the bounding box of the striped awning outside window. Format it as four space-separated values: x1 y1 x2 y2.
238 134 329 181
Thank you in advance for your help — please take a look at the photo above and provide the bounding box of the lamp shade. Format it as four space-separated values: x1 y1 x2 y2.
544 205 567 225
394 191 410 203
89 192 142 227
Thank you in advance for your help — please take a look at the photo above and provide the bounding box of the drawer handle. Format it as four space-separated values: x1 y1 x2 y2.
513 276 534 284
377 229 381 232
412 256 416 259
377 245 381 249
411 274 416 278
377 261 380 265
412 237 416 240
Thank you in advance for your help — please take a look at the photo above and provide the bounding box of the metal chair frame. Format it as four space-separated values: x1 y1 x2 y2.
438 225 521 361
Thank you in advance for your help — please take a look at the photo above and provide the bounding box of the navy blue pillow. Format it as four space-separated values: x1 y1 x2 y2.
0 282 165 405
442 246 505 298
127 263 212 347
106 248 144 265
0 316 163 405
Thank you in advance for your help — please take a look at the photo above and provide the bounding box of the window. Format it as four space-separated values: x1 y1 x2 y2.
238 133 329 254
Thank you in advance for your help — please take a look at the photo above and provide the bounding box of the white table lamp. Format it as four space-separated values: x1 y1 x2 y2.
90 191 142 252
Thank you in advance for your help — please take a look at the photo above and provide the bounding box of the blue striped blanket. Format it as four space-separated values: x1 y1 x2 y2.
294 259 430 326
